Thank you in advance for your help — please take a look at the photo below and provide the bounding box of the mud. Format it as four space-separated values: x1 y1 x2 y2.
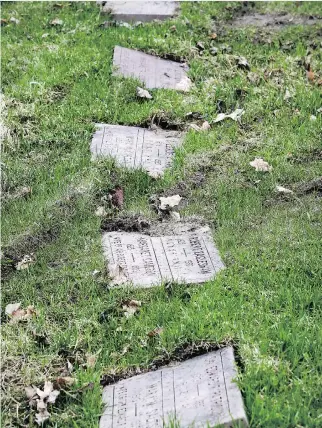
230 12 322 30
101 215 208 237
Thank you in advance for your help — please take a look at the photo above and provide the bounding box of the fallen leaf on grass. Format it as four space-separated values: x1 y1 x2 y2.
209 32 217 40
51 18 63 26
1 19 8 26
213 109 244 123
95 206 107 217
250 158 272 172
26 381 60 426
136 86 152 99
86 354 96 368
189 121 210 132
122 299 142 318
276 185 293 194
5 303 36 322
159 195 182 211
175 75 192 92
147 327 164 337
55 376 75 388
9 17 20 24
307 69 315 82
109 186 124 209
109 264 128 285
236 56 250 71
16 254 35 270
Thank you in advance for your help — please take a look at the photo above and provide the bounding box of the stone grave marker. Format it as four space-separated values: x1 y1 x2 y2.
90 124 182 177
102 226 224 288
100 346 248 428
99 1 180 22
113 46 192 91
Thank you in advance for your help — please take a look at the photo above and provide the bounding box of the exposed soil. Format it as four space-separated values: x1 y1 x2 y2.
230 12 322 30
100 339 234 387
296 176 322 196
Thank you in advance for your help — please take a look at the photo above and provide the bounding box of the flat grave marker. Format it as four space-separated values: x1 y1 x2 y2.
113 46 192 91
91 124 182 177
102 226 224 288
99 1 179 22
100 346 248 428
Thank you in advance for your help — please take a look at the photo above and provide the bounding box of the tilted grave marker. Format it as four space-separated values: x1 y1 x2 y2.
113 46 192 91
100 346 248 427
99 1 180 22
91 124 182 177
102 226 224 288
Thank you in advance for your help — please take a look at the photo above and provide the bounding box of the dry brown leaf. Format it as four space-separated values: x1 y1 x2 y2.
86 354 96 368
51 18 63 26
209 32 217 40
307 70 315 82
122 299 142 318
250 158 272 172
147 327 164 337
109 263 128 285
6 303 36 322
136 86 152 99
159 195 182 211
276 185 293 194
55 377 75 388
95 206 107 217
16 254 35 270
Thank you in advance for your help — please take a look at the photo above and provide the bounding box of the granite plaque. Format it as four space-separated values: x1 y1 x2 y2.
99 1 179 22
102 227 224 288
100 347 248 428
91 124 182 177
113 46 192 91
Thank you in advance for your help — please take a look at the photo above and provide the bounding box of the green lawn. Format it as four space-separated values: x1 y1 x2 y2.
1 1 322 427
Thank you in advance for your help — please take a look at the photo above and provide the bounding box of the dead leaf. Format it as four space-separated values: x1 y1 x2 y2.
109 186 124 209
16 254 35 270
169 25 176 32
9 17 20 24
109 263 128 285
25 386 37 400
247 72 259 84
95 206 107 217
147 327 164 337
122 299 142 318
196 41 205 51
236 56 250 71
86 354 96 368
175 75 192 92
1 19 8 26
51 18 63 26
136 86 152 100
6 303 36 322
189 121 210 132
307 70 315 82
284 89 292 101
276 185 293 194
35 405 50 426
209 32 217 40
5 302 21 316
250 158 272 172
159 195 182 211
213 109 244 123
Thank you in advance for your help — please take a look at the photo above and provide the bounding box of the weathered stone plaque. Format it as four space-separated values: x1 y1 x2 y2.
99 1 179 22
100 347 248 428
102 226 224 288
91 124 181 177
113 46 192 91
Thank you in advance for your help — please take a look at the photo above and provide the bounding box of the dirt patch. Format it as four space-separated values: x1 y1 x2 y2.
296 177 322 196
230 13 322 29
101 215 208 236
100 339 234 387
139 112 185 131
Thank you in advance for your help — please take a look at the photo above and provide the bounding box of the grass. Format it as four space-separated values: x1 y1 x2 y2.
1 1 322 427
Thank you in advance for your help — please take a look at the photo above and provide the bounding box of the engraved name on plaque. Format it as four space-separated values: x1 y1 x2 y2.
100 347 248 427
102 227 224 288
90 124 182 177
